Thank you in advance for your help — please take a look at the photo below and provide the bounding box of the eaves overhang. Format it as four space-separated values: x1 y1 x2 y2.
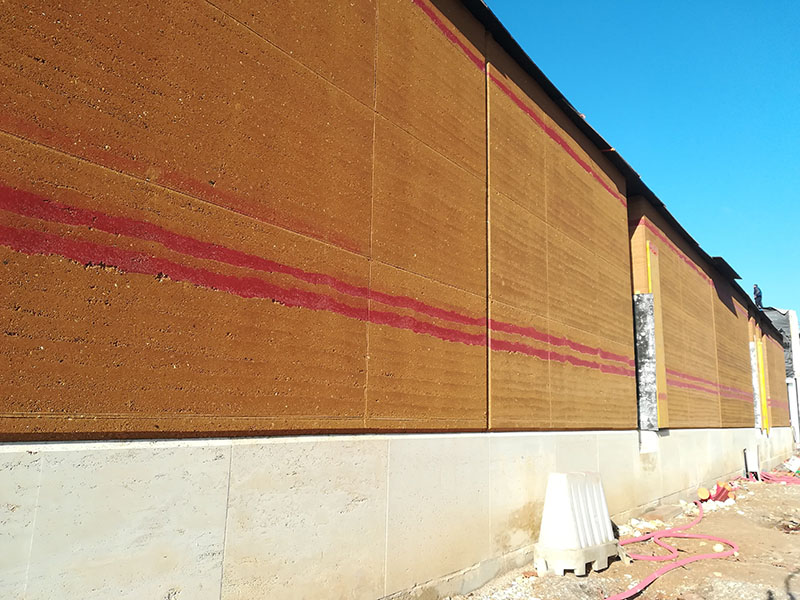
459 0 782 343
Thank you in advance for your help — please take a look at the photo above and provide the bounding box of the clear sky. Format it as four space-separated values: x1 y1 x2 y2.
485 0 799 311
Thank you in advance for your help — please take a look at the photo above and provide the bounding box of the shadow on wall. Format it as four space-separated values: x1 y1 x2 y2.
712 274 743 318
429 0 486 55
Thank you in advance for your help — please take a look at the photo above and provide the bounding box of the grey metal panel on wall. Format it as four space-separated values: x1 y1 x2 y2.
633 294 658 431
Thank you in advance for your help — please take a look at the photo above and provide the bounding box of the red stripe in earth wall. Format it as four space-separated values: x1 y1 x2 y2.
0 220 636 378
0 113 362 254
409 0 626 209
0 185 638 372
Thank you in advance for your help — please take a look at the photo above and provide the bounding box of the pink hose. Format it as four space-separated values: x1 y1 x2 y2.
605 502 739 600
606 470 799 599
761 471 800 484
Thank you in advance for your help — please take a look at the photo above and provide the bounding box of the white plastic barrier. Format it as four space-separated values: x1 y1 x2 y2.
534 472 618 576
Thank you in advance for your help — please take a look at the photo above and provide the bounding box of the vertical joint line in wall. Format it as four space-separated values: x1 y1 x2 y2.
22 454 44 597
649 245 662 427
366 2 378 427
372 0 378 112
485 30 491 430
383 441 391 596
217 445 234 599
708 280 723 427
365 127 376 426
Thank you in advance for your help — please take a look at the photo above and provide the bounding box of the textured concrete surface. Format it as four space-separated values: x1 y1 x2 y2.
488 434 556 555
3 430 792 599
0 441 231 600
385 435 492 595
0 450 43 600
221 439 388 600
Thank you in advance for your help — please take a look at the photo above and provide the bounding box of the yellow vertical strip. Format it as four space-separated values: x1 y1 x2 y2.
708 280 723 428
647 239 660 425
648 242 668 427
757 339 769 431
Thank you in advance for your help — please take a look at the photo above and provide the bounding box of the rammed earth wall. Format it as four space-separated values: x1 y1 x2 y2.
0 0 637 438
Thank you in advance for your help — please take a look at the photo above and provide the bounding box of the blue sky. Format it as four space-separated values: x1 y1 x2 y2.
485 0 799 311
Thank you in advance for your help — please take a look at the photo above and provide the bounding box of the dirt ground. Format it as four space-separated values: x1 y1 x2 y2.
448 473 800 600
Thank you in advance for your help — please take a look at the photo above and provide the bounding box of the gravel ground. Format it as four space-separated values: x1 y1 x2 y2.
446 467 800 600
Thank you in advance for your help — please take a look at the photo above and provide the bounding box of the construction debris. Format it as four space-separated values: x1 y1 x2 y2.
777 518 800 534
449 473 800 600
783 456 800 473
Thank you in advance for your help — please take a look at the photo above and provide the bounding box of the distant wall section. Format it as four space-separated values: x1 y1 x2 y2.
766 335 791 427
628 197 782 430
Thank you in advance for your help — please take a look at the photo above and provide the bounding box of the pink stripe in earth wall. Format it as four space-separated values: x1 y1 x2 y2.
0 186 637 369
666 368 752 400
666 377 719 398
0 186 480 326
490 319 635 367
720 394 755 405
0 224 481 346
488 73 626 208
410 0 486 70
666 376 752 404
2 187 748 395
0 113 364 255
0 222 637 378
409 0 626 209
491 338 634 377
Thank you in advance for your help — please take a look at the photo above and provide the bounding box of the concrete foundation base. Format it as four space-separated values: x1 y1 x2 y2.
0 427 793 600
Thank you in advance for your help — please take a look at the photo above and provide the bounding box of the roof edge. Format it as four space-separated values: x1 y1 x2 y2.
459 0 782 343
